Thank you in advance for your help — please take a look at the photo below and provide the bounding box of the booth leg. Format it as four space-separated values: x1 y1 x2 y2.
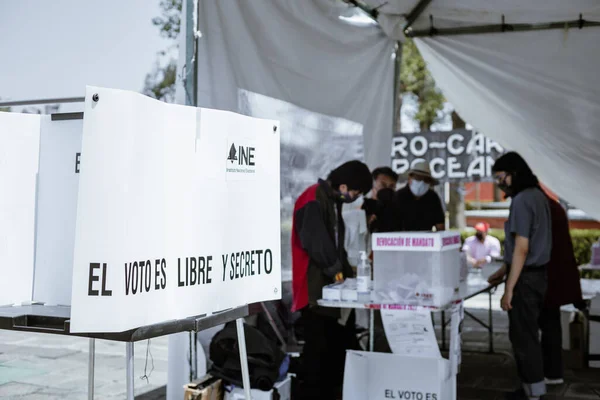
369 309 374 352
126 342 134 400
236 318 252 400
441 311 447 350
88 338 95 400
448 303 462 379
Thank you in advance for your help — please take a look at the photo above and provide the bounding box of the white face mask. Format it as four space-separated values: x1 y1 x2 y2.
409 180 429 197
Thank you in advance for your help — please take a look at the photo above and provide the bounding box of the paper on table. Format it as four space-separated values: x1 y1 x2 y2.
381 309 441 358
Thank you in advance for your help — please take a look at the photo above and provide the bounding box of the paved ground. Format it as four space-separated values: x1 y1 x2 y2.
0 331 168 399
1 283 598 399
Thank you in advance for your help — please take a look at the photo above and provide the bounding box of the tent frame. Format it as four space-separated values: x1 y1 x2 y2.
408 15 600 38
345 0 600 38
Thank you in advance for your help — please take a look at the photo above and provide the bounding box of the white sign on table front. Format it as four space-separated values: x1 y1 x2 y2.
344 351 455 400
70 87 281 333
0 112 40 306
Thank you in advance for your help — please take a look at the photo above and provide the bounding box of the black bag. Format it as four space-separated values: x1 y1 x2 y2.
209 321 285 391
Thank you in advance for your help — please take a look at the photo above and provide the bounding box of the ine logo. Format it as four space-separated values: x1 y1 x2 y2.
227 144 238 163
226 142 256 174
227 143 255 166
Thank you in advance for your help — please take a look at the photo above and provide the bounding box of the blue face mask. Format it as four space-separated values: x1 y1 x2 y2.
409 180 429 197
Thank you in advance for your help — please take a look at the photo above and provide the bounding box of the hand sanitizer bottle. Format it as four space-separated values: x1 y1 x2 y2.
357 251 371 302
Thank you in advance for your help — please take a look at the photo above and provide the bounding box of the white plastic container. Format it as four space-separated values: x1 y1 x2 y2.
341 278 358 301
322 281 343 301
372 231 462 307
357 251 371 302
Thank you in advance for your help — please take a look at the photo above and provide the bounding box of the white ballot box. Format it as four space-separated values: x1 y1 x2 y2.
343 351 455 400
372 232 462 307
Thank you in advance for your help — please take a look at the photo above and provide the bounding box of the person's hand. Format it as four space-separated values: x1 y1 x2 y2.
368 214 377 225
501 290 513 311
488 267 506 285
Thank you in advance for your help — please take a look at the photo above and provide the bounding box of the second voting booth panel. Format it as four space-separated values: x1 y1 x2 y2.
0 112 40 307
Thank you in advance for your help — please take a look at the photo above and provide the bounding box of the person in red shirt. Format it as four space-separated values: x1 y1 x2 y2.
292 160 372 400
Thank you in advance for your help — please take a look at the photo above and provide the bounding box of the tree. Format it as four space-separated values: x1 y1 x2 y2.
144 0 182 102
152 0 182 39
144 58 178 103
399 39 445 130
0 97 9 113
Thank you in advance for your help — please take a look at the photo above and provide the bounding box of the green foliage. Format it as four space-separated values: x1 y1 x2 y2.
400 39 445 129
143 59 178 103
458 229 600 279
0 97 10 112
570 229 600 268
145 0 182 102
152 0 183 40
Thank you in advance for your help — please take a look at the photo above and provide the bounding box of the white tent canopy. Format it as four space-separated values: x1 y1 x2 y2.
356 0 600 219
183 0 600 220
361 0 600 40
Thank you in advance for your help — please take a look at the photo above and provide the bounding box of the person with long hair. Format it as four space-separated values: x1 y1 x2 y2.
487 152 552 400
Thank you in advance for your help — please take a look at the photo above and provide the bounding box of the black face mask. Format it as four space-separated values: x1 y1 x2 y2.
376 188 395 204
338 191 357 203
498 175 513 197
476 232 484 241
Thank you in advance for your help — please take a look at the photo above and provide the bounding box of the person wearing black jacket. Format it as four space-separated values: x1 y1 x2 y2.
291 160 372 400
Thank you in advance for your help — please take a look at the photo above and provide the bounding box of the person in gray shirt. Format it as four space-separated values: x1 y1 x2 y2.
488 152 551 400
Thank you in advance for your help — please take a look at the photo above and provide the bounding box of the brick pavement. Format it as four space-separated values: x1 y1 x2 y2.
0 330 168 399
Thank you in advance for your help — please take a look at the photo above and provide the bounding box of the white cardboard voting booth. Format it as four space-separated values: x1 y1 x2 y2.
70 86 281 333
0 86 282 331
0 112 40 307
0 86 282 400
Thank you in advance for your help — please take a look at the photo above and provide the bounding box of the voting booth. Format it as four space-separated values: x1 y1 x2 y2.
0 86 282 399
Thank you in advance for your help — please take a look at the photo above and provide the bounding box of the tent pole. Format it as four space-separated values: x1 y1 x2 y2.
0 97 84 107
393 41 402 135
345 0 379 19
403 0 433 33
408 18 600 38
184 0 198 107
